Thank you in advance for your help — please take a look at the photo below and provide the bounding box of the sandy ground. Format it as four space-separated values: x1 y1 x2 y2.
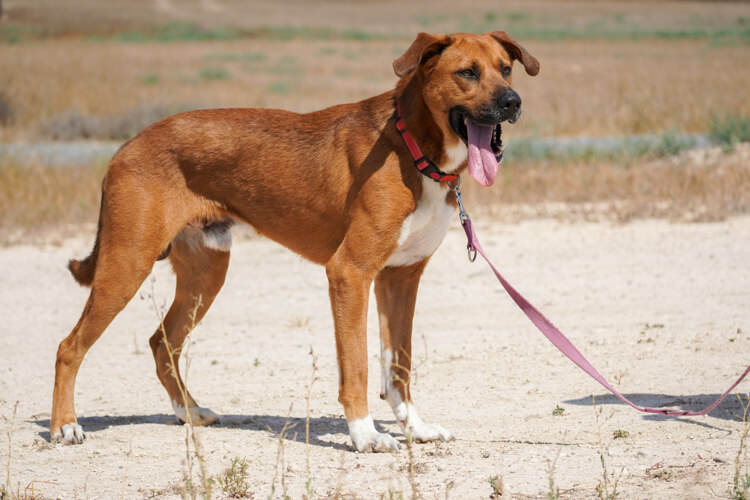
1 215 750 499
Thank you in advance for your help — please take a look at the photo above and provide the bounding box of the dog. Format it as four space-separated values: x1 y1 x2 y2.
51 31 539 452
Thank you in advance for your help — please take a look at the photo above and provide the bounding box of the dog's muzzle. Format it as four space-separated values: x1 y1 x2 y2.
496 89 522 124
448 88 523 187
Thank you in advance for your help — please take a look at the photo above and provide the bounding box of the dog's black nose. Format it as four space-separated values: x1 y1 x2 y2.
496 90 522 121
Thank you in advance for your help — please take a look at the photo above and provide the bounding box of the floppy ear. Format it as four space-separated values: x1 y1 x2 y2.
393 32 452 78
488 31 540 76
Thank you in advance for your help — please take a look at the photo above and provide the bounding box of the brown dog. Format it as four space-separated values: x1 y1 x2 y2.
52 31 539 451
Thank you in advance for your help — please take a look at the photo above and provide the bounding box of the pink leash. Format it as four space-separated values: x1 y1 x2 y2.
451 182 750 416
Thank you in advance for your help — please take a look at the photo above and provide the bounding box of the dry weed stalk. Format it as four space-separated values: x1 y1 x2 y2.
119 440 133 500
305 347 319 499
731 394 750 500
269 416 294 500
149 278 212 499
1 402 49 500
592 398 623 500
387 351 422 500
546 446 562 500
2 402 19 499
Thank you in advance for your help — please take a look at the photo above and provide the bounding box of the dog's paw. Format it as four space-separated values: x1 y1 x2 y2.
391 401 454 444
172 401 220 426
406 421 454 443
348 416 401 453
53 423 85 444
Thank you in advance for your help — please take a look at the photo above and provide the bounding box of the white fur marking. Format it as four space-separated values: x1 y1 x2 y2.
443 141 468 173
385 177 454 267
347 415 401 452
171 400 220 426
380 348 393 399
56 422 85 444
381 354 454 443
202 226 232 252
399 401 453 443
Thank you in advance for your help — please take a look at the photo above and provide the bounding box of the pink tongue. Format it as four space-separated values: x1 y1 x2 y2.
466 121 498 186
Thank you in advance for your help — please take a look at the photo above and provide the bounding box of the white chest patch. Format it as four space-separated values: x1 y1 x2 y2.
443 141 468 173
385 176 455 268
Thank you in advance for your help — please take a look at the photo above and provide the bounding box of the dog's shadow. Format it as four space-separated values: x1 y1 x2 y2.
32 414 392 450
564 392 749 427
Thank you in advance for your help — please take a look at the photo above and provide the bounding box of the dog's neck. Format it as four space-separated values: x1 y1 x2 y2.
394 84 466 181
395 102 458 183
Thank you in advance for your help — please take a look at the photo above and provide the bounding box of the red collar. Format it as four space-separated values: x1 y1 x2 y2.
395 103 458 183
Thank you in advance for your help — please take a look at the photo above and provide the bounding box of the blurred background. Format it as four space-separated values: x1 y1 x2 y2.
1 0 749 238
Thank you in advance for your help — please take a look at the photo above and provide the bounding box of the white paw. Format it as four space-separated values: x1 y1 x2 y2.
54 423 85 444
406 421 454 443
348 416 401 452
172 401 220 426
392 401 454 443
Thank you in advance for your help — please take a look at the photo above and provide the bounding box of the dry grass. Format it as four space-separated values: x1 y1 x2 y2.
0 38 401 141
1 37 749 142
0 160 106 243
1 0 749 235
2 0 750 142
463 144 750 223
2 137 750 240
4 0 749 42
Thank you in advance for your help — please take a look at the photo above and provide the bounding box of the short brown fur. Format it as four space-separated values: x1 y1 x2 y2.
51 31 538 451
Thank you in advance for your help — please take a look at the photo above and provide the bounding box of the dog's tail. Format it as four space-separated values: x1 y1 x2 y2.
68 197 104 287
68 249 98 287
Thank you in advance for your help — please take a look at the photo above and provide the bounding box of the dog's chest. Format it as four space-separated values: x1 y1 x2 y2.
385 178 454 268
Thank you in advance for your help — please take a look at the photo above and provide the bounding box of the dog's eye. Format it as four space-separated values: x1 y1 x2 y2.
457 68 478 80
501 66 512 78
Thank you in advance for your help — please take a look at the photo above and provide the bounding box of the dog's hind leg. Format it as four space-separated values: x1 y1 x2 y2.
52 155 218 443
52 224 170 444
374 260 454 444
148 224 231 426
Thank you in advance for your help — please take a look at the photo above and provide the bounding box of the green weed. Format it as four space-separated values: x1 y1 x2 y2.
547 448 562 500
203 52 266 63
710 113 750 151
267 81 292 95
487 475 503 499
413 15 447 28
199 67 231 81
141 72 160 85
216 457 253 498
612 429 630 439
112 23 242 43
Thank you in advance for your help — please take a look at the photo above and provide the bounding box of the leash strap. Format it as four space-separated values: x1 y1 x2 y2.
460 217 750 416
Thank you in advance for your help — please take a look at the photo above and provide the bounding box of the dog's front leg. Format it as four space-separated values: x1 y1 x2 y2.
375 261 454 444
326 240 402 452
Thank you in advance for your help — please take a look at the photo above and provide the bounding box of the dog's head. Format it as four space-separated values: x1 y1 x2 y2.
393 31 539 186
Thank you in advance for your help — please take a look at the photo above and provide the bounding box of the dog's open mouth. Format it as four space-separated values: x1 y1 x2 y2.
450 108 504 187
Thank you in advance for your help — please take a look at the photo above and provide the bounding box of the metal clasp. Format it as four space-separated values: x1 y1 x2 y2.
448 177 470 224
448 177 477 262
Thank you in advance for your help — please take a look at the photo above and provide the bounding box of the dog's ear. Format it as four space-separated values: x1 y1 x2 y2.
488 31 540 76
393 32 452 78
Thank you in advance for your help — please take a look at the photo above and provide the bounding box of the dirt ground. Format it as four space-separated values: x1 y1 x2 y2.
2 214 749 499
